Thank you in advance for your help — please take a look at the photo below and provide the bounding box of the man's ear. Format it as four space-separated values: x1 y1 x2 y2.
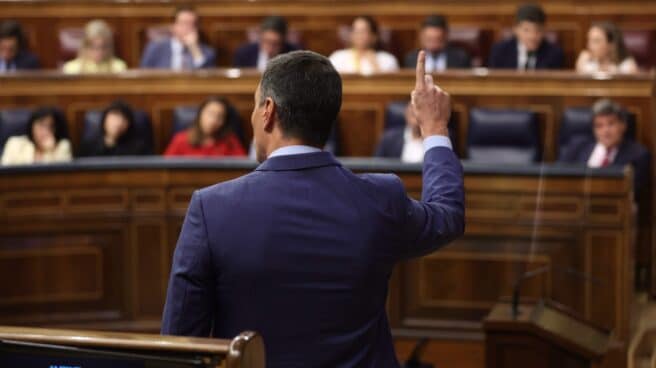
263 97 277 133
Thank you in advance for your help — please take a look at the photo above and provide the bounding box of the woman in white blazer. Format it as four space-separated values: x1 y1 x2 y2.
1 107 72 165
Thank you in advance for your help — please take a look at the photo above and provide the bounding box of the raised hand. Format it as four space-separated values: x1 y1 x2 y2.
411 50 451 137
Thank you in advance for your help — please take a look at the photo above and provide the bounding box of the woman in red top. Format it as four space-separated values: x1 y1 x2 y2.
164 96 247 157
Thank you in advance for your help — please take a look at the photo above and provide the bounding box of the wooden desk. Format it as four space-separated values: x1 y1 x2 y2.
3 0 656 69
0 158 635 347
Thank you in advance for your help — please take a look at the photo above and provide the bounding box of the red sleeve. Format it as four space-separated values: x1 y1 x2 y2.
164 132 187 156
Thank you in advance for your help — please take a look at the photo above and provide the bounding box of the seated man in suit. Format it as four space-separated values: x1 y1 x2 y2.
0 20 40 72
488 4 564 70
161 50 464 367
140 5 216 70
405 15 472 71
375 103 424 162
559 99 650 199
233 16 299 71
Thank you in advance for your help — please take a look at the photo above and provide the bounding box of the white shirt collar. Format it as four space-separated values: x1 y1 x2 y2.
257 49 269 72
268 145 322 158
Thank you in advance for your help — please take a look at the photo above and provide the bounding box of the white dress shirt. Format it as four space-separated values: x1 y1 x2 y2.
587 143 618 168
257 49 269 72
425 52 447 73
517 42 536 70
170 38 205 70
401 128 425 163
328 49 399 75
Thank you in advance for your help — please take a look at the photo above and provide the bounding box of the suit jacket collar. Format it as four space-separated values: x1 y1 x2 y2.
255 151 341 171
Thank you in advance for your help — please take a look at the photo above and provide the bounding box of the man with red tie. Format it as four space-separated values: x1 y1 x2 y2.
559 98 650 200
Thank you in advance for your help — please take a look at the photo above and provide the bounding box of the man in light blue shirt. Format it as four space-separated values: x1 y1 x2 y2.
162 50 464 368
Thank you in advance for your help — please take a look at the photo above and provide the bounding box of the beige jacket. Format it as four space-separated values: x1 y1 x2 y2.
1 136 72 165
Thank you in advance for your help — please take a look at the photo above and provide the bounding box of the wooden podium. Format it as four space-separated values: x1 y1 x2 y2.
484 301 611 368
0 325 265 368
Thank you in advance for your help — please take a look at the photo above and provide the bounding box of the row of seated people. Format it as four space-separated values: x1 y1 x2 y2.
0 96 648 188
0 4 648 75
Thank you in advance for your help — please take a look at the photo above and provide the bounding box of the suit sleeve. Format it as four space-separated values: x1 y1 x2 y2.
488 43 502 68
140 42 156 68
200 46 217 68
161 191 216 337
398 146 465 258
549 45 565 69
404 51 417 68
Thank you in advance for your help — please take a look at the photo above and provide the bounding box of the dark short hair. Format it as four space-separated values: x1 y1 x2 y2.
516 4 546 25
421 15 448 31
173 5 199 24
0 20 28 50
592 99 626 123
259 50 342 147
100 100 137 143
27 107 69 144
261 16 288 37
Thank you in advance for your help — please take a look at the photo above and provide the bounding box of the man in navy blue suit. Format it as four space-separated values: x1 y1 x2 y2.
233 16 299 71
488 4 563 70
161 50 465 367
140 6 216 70
0 20 40 72
559 99 650 200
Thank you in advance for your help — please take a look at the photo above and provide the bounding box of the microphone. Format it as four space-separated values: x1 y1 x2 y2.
511 265 603 319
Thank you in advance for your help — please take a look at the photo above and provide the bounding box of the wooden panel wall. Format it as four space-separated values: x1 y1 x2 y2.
0 165 635 345
2 0 656 69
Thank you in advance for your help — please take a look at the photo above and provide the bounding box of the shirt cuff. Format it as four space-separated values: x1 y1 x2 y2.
423 135 453 152
192 55 206 68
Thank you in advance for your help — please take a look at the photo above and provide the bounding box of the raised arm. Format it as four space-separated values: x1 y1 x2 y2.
400 51 465 258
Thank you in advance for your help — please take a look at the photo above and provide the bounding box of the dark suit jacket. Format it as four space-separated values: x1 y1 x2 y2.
140 38 216 69
559 137 650 198
233 42 300 68
2 50 40 70
404 46 472 69
161 147 465 368
375 127 404 158
488 37 564 69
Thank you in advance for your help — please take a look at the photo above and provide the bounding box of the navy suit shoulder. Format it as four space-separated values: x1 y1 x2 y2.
488 38 517 68
15 50 41 69
446 46 472 68
233 43 259 67
558 136 596 163
374 127 404 158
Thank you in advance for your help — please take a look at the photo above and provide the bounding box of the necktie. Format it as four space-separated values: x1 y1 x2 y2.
601 148 612 167
525 51 536 70
182 48 193 70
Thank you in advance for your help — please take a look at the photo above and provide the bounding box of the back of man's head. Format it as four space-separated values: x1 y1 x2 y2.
422 15 448 31
515 4 546 25
261 16 288 37
260 50 342 147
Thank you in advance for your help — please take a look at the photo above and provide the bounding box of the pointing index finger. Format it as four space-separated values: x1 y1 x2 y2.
415 50 426 90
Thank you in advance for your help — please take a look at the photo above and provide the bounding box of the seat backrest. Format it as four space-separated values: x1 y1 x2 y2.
559 107 637 152
467 108 540 164
82 109 154 153
623 30 656 69
384 100 458 150
58 27 85 65
170 105 248 148
0 108 32 152
448 27 493 67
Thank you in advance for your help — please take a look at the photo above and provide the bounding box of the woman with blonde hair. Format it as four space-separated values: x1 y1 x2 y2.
576 22 638 74
63 19 127 74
